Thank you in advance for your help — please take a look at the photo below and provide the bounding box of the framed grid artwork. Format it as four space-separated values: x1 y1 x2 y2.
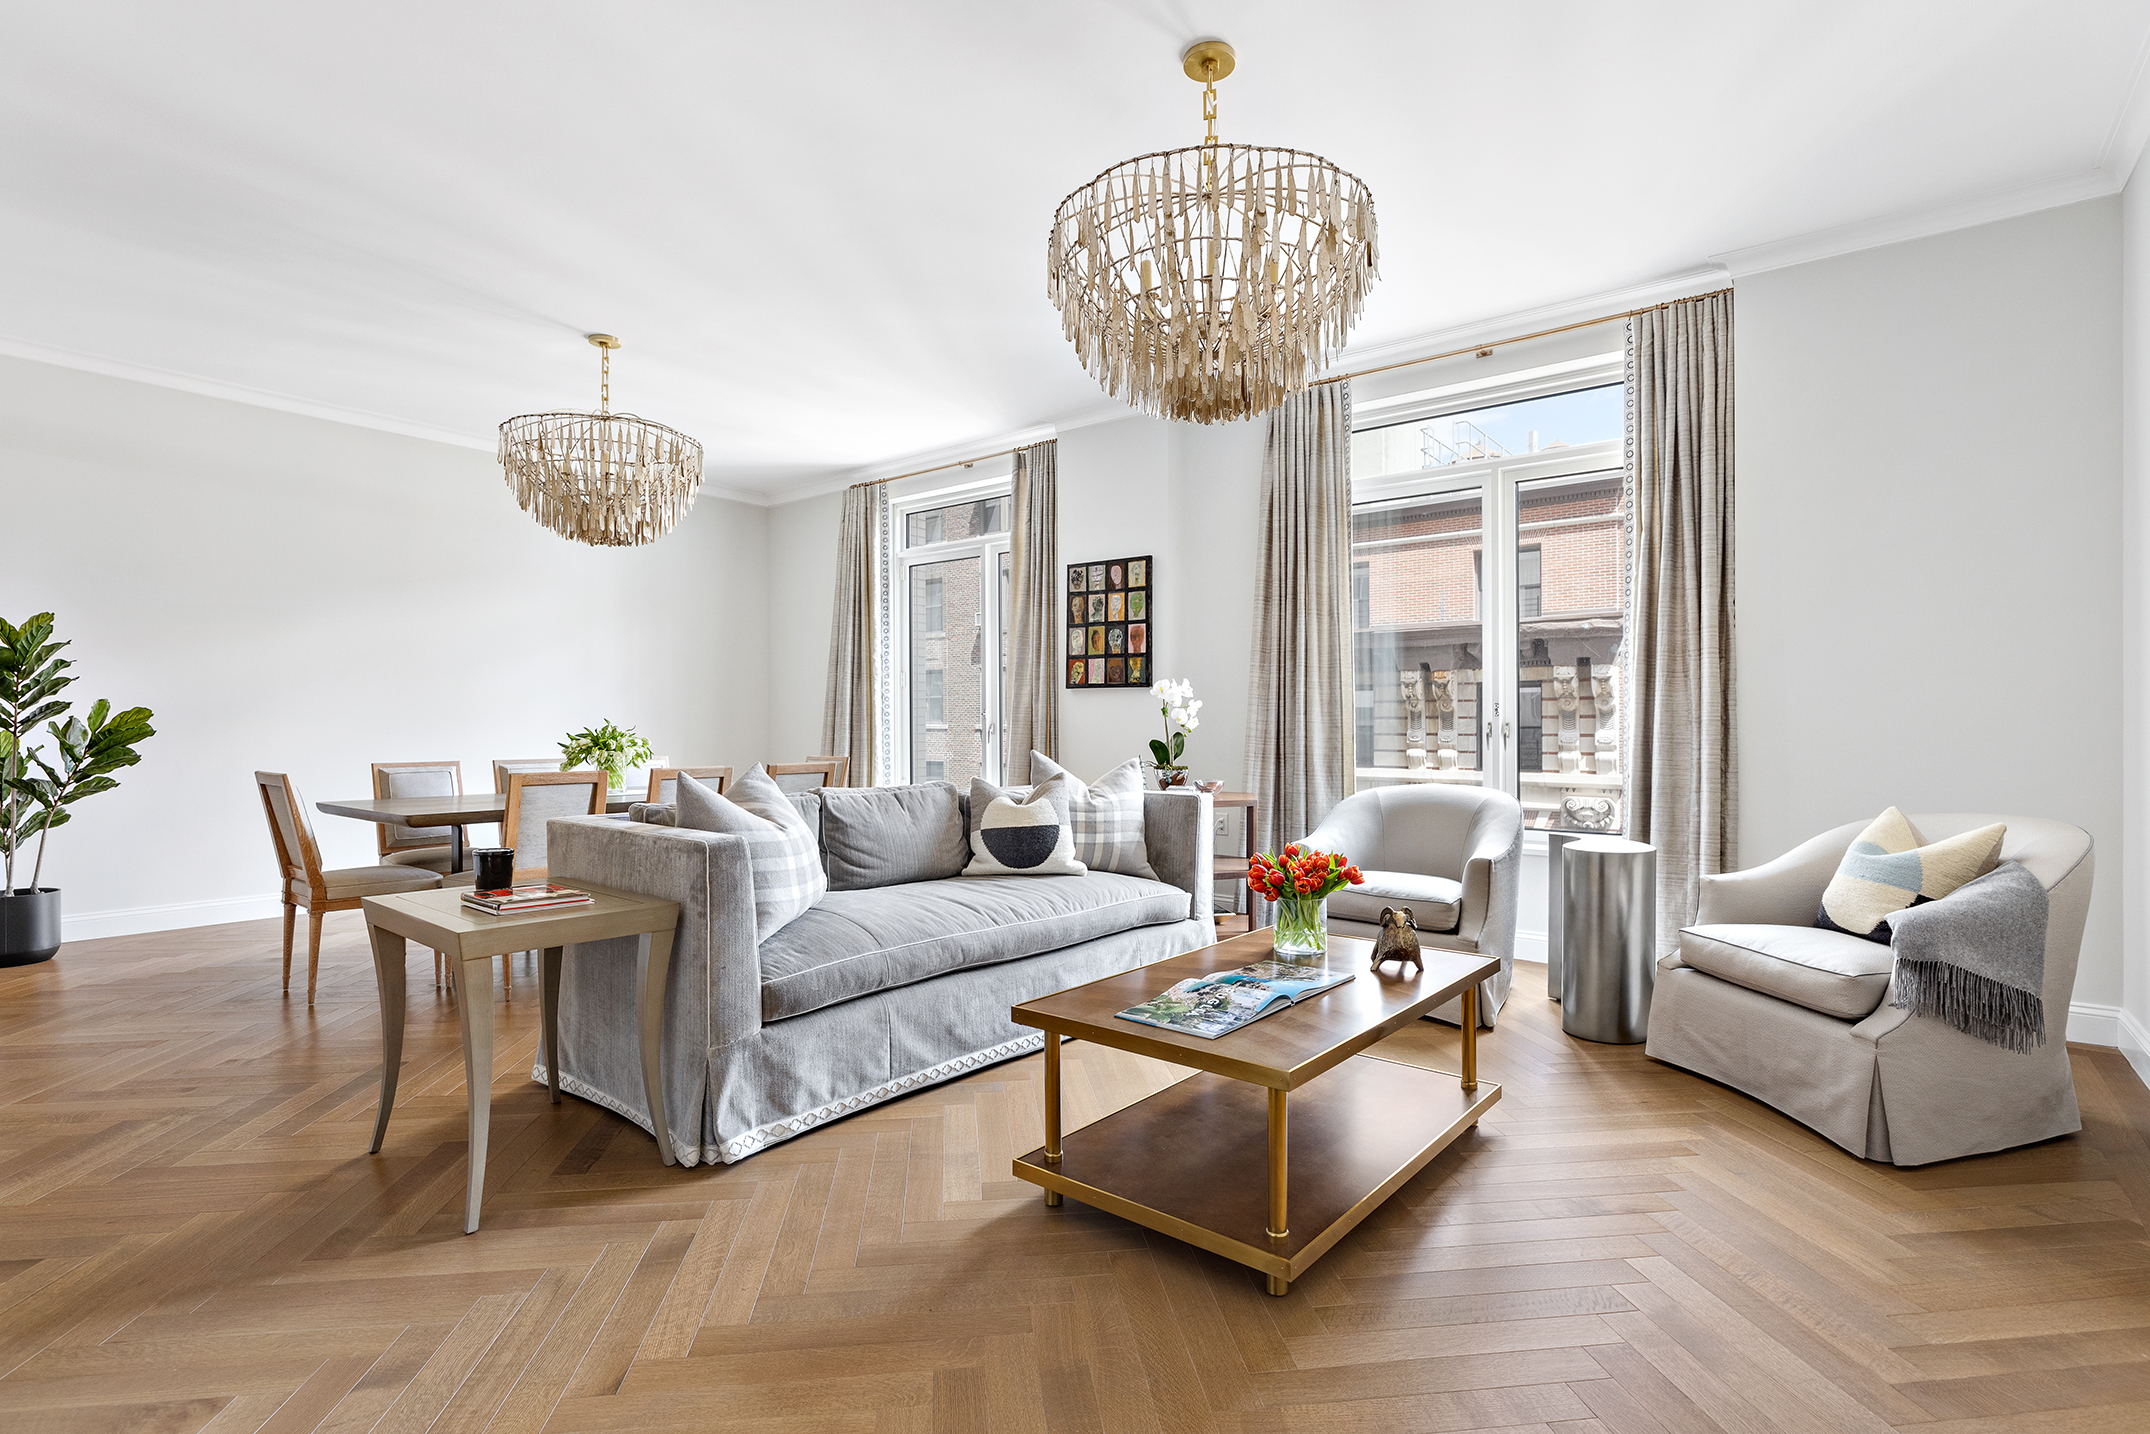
1066 555 1151 687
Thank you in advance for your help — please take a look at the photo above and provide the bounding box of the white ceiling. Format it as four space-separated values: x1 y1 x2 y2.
5 1 2148 501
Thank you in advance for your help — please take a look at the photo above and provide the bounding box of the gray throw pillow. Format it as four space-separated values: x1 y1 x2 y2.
677 767 827 941
963 774 1086 877
819 782 969 889
1026 752 1157 879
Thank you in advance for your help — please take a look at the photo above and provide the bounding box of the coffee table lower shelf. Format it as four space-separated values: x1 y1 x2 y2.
1014 1053 1500 1291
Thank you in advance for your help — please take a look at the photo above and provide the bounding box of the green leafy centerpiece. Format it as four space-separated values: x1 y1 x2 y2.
1 613 156 966
559 720 654 792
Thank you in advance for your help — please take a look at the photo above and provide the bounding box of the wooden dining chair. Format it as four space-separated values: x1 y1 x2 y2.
371 760 463 875
646 765 733 804
255 771 444 1005
501 770 609 883
766 757 847 793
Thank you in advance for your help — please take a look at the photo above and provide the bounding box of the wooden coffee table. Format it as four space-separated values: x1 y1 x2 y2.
1011 927 1500 1295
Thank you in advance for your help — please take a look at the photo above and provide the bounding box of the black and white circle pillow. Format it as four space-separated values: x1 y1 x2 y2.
963 775 1087 877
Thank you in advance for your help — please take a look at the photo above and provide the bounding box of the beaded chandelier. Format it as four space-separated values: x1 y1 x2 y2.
1047 40 1380 425
498 335 704 547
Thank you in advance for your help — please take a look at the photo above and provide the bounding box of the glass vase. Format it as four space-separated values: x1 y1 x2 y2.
1272 894 1328 958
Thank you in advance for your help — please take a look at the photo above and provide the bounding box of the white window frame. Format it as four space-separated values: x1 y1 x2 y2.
1352 356 1626 849
890 474 1014 786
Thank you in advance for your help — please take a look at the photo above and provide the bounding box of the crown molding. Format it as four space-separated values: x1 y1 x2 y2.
0 332 498 451
2101 22 2150 189
763 422 1061 507
0 333 774 507
1712 168 2120 278
1316 266 1730 381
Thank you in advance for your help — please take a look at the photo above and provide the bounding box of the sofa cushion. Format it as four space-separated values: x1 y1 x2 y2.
820 782 968 890
963 775 1085 877
1330 870 1463 932
1679 923 1897 1019
1027 752 1158 878
758 873 1189 1021
678 770 826 942
634 790 820 839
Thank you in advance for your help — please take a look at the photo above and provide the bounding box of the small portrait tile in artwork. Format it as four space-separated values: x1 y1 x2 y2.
1106 657 1126 685
1068 565 1086 593
1088 563 1106 589
1069 595 1086 625
1107 592 1125 621
1087 594 1107 622
1128 622 1146 654
1088 658 1105 684
1106 624 1125 655
1108 562 1125 590
1068 658 1087 685
1129 559 1147 587
1068 627 1084 657
1087 626 1106 655
1128 655 1146 685
1128 591 1146 620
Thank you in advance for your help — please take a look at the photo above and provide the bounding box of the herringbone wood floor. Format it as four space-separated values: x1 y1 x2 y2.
3 914 2149 1432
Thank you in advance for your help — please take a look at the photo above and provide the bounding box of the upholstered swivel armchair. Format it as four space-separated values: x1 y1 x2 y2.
1298 784 1524 1027
1647 813 2092 1166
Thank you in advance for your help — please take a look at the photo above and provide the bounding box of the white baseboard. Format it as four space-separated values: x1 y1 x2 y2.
2119 1007 2150 1090
2068 1001 2123 1047
61 892 285 943
1515 928 1548 964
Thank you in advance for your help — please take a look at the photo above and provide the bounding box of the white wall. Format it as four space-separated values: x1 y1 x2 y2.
2122 169 2150 1075
0 356 768 938
1738 198 2125 1012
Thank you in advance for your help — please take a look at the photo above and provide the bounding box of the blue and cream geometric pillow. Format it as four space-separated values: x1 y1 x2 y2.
963 775 1087 877
1815 808 2005 944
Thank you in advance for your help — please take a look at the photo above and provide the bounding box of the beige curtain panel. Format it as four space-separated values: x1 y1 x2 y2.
1244 380 1356 871
1625 291 1737 952
1005 440 1059 784
822 484 881 786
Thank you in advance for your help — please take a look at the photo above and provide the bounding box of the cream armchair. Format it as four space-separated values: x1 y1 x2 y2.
1647 813 2093 1166
1298 784 1523 1028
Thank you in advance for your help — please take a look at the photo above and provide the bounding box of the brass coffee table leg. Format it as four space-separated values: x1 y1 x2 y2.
1266 1087 1289 1295
1043 1034 1063 1206
1462 987 1479 1091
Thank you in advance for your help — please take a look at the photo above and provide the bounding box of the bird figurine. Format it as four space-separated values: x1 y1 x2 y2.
1372 906 1423 975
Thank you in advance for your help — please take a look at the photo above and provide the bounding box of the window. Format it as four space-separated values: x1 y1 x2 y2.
1351 368 1628 834
897 481 1014 786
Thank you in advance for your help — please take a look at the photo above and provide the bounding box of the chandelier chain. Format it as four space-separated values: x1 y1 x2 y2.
600 346 610 415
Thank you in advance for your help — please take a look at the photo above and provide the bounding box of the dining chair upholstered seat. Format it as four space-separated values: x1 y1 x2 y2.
256 770 444 1004
385 846 457 872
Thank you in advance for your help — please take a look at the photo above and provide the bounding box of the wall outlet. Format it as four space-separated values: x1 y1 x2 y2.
1215 815 1227 835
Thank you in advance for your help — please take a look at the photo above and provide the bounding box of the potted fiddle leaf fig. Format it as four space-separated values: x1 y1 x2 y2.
1 613 156 966
559 719 654 792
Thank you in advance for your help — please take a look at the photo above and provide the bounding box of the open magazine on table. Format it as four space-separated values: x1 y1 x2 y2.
1115 960 1354 1040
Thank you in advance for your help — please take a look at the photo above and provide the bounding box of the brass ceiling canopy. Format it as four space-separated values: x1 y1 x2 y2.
1047 39 1379 424
497 334 704 547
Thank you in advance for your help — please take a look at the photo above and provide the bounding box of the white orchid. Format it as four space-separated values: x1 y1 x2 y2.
1149 678 1199 777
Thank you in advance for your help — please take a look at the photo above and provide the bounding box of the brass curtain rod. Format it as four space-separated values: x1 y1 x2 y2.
845 286 1732 491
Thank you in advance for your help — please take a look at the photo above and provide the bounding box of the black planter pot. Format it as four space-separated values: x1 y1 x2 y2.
1 888 61 967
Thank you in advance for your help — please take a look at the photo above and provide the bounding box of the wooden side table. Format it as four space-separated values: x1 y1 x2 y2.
360 883 681 1234
1207 790 1258 936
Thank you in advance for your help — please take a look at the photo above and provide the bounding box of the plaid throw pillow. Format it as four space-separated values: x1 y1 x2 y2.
1027 752 1157 879
677 766 826 941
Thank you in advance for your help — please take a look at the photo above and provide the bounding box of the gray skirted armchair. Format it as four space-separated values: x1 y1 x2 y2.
1299 784 1524 1027
1647 813 2093 1166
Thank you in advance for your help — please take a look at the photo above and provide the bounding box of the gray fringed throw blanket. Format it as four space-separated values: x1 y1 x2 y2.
1883 861 2049 1052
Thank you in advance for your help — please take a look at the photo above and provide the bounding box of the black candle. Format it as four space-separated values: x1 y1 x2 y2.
473 848 515 892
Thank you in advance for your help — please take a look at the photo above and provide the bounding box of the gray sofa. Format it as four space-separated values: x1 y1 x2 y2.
536 784 1215 1164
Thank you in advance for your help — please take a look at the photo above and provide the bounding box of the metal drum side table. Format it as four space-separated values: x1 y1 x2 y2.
1560 837 1657 1044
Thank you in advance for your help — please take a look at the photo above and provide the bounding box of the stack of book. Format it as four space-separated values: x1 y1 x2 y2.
461 884 594 916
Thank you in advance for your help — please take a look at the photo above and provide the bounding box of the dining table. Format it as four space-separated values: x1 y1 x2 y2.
315 791 637 874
